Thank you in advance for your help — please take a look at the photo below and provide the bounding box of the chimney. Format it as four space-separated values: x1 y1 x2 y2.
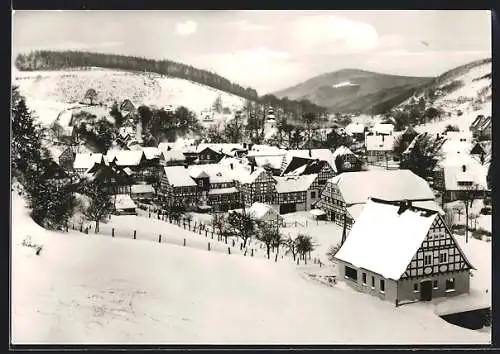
167 145 171 151
251 163 255 174
397 200 411 215
462 165 466 172
184 163 188 169
243 143 247 149
308 148 312 157
230 163 234 170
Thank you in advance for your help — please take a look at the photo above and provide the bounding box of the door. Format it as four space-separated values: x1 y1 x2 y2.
420 280 433 301
280 203 296 214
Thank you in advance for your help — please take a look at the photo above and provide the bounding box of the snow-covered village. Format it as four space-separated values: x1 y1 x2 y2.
11 10 492 345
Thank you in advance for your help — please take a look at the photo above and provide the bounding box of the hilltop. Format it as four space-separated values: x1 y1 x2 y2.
273 68 432 114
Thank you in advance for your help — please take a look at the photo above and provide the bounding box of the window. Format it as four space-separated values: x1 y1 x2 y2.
424 254 433 266
433 280 438 289
371 276 375 288
439 252 448 263
362 272 367 285
446 278 455 291
380 279 385 293
345 266 358 281
413 283 419 292
311 191 316 199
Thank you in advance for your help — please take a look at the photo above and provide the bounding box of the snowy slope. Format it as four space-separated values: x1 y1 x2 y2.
401 60 492 135
11 191 489 344
13 68 250 127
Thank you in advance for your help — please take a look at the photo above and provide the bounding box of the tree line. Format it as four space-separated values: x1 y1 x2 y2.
15 50 328 117
15 50 259 101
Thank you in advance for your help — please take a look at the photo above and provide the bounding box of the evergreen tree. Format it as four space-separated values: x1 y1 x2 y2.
11 95 43 175
109 101 125 128
400 134 442 180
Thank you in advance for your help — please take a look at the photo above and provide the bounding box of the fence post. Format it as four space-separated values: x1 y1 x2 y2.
112 228 115 237
251 249 254 257
208 242 211 251
80 225 83 232
240 243 243 250
232 239 235 247
183 238 186 246
205 229 208 237
228 247 231 255
133 230 136 239
157 214 160 220
85 227 89 234
159 234 162 243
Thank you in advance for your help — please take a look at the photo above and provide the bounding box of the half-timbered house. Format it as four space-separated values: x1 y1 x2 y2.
73 153 104 174
332 146 362 173
85 160 133 195
433 158 489 203
316 170 438 229
334 198 474 305
158 165 198 209
365 133 395 164
234 166 277 207
273 174 319 213
280 149 335 174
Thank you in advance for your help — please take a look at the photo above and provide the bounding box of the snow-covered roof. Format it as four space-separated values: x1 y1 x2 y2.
372 123 394 135
274 174 318 193
73 153 103 170
248 202 281 221
208 187 239 195
365 134 395 151
442 160 488 191
163 166 197 187
332 145 357 162
130 184 155 195
252 155 284 170
335 199 439 280
157 144 186 162
283 149 335 170
249 145 285 154
310 209 326 216
141 147 162 160
107 150 144 166
46 145 65 163
113 194 137 210
196 143 246 155
189 167 211 179
345 123 366 135
329 170 435 205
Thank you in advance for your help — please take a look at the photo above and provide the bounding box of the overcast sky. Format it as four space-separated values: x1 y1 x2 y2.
12 10 492 94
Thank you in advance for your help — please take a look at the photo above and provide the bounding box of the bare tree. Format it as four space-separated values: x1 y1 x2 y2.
326 242 342 264
256 221 283 260
284 235 299 262
227 208 257 248
211 212 231 243
457 183 480 243
81 180 114 233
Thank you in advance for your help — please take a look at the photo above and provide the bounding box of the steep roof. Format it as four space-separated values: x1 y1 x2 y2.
372 123 394 135
107 150 145 166
141 147 163 160
113 194 137 210
73 153 104 170
442 159 488 191
345 123 366 135
248 202 282 221
250 155 284 170
365 134 395 151
163 166 197 187
329 170 435 205
335 199 439 280
274 174 318 193
131 184 155 194
282 157 330 176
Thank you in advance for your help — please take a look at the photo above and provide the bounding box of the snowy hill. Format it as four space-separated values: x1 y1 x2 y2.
11 191 489 344
400 59 492 135
13 67 250 127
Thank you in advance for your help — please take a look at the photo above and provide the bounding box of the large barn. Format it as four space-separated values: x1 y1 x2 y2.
334 198 474 306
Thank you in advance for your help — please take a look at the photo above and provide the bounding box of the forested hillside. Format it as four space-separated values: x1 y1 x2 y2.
15 51 259 101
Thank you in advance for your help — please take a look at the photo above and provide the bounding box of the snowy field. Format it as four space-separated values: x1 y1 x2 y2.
13 68 249 128
11 191 490 344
